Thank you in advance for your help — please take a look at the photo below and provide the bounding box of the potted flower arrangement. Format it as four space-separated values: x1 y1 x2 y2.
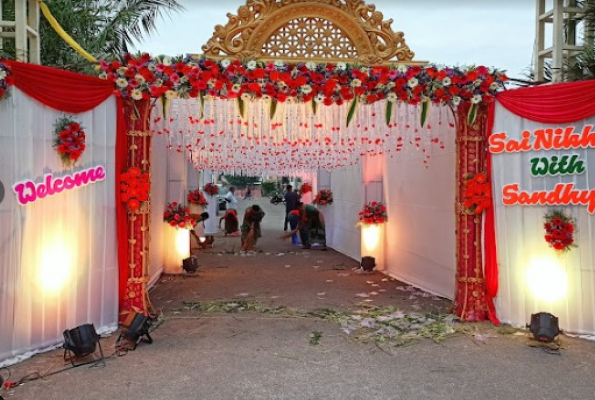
120 166 150 211
358 201 388 225
163 202 196 229
53 116 86 167
313 189 333 205
187 188 208 215
462 172 492 214
299 182 312 195
203 183 219 196
544 210 576 253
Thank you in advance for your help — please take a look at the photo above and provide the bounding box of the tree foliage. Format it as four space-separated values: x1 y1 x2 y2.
223 175 261 188
1 0 183 72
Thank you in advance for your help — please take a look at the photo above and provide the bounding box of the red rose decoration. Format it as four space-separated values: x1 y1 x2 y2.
358 201 388 225
543 210 576 253
462 172 492 214
120 167 150 211
53 117 86 167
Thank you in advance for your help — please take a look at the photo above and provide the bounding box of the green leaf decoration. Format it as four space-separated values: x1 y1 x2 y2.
467 103 478 126
270 99 278 120
236 97 246 119
346 96 359 128
385 100 393 127
311 98 318 116
420 99 430 127
199 91 205 120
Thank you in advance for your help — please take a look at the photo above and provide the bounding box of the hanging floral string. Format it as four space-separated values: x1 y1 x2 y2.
53 116 87 167
188 188 208 205
544 210 576 253
0 60 14 100
203 183 219 196
462 172 492 214
120 167 150 211
313 189 333 205
164 202 196 229
299 182 313 195
358 201 388 225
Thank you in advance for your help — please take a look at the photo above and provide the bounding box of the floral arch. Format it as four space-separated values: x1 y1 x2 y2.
0 0 505 325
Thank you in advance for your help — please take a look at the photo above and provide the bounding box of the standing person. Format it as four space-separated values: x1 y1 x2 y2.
283 185 300 231
241 205 266 251
296 202 327 250
225 186 238 211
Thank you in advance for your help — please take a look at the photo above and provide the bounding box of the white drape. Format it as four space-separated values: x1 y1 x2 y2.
0 89 118 366
382 106 457 298
492 103 595 333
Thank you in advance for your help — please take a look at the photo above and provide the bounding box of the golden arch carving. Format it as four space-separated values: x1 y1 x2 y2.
201 0 423 65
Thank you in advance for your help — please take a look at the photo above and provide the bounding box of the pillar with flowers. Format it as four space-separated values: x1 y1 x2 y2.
118 99 153 319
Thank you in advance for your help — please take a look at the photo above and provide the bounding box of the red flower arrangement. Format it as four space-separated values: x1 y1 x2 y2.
53 117 86 167
544 210 576 253
120 167 150 211
98 54 507 109
299 182 312 195
462 172 492 214
164 202 196 230
187 188 208 205
313 189 333 205
358 201 388 225
203 183 219 196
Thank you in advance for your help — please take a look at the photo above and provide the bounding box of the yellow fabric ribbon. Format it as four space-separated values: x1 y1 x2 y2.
36 0 98 62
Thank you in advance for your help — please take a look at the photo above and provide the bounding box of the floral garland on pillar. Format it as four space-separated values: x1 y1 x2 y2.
203 183 220 196
120 167 150 211
462 172 492 214
313 189 333 205
53 117 87 167
299 182 312 195
164 202 197 229
357 201 388 225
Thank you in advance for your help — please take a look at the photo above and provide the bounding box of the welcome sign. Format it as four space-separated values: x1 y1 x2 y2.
13 165 106 205
489 125 595 213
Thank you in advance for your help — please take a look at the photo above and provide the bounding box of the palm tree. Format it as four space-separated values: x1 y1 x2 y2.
566 0 595 80
1 0 184 71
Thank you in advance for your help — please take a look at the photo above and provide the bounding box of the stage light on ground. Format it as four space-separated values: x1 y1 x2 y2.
182 256 199 273
529 312 560 343
526 256 567 302
63 323 105 366
361 256 376 272
118 312 153 350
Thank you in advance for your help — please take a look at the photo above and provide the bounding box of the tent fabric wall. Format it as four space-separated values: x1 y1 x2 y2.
0 89 118 366
492 103 595 333
382 127 457 299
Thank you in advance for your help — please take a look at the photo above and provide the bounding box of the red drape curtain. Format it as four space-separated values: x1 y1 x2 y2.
485 102 500 325
6 61 128 311
4 60 115 113
497 80 595 123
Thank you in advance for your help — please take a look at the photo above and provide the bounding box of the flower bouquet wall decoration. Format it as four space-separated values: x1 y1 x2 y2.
203 183 219 196
462 172 492 214
358 201 388 225
299 182 312 195
188 189 208 206
313 189 333 205
164 202 196 229
53 116 86 167
120 167 150 211
544 210 576 253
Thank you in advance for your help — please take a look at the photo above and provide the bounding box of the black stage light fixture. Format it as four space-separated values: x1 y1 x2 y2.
118 312 153 350
529 312 560 343
63 323 105 366
361 256 376 272
182 255 200 273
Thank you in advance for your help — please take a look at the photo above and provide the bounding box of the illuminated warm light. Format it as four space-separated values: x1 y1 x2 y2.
175 229 190 259
362 224 381 253
199 236 206 243
526 256 568 302
40 238 74 293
